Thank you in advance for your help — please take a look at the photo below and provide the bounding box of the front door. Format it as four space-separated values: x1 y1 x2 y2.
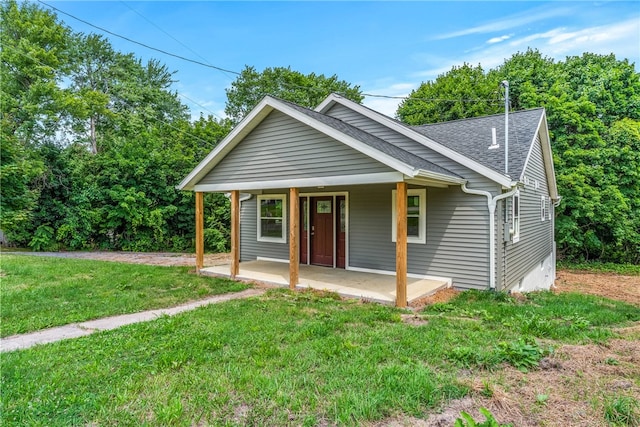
311 197 333 266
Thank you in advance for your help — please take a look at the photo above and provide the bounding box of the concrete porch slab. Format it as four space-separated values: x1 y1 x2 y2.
200 260 450 305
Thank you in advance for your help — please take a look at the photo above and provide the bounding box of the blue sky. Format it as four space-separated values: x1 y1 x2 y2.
43 1 640 119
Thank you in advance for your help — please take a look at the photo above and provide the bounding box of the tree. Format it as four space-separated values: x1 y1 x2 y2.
225 66 363 124
397 50 640 263
0 0 69 235
396 63 502 125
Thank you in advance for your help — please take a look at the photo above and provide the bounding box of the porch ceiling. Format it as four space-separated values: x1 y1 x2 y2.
200 260 450 305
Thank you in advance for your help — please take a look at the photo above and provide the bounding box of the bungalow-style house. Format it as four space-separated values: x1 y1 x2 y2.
178 93 558 307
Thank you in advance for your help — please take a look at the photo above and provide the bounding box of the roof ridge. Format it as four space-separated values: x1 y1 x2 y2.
412 107 544 128
278 97 463 180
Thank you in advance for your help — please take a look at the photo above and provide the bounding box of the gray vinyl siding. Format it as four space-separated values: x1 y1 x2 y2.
240 191 289 262
348 184 491 290
504 135 554 289
239 183 492 290
200 110 394 185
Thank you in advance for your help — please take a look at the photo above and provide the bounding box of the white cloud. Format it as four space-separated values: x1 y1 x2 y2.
434 7 571 40
359 80 417 117
411 16 640 88
487 34 512 44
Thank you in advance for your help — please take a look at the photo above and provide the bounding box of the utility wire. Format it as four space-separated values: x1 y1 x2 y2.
36 0 240 75
34 0 506 105
118 0 237 81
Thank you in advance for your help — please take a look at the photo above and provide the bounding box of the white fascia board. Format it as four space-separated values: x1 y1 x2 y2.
519 110 558 200
275 101 417 177
316 95 512 188
415 169 466 185
192 172 405 192
314 93 342 112
177 97 277 191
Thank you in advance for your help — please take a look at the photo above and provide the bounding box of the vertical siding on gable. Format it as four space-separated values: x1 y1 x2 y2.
200 110 394 186
504 135 554 289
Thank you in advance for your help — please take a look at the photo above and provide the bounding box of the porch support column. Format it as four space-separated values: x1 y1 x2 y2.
230 190 240 279
195 191 204 271
289 187 299 289
396 182 408 308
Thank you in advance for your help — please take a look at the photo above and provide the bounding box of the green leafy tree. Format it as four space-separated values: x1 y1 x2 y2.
225 65 363 124
397 63 502 124
397 50 640 263
0 0 69 236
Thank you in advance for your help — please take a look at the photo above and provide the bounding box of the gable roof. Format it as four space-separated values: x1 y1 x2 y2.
180 93 556 199
178 96 465 191
280 100 462 181
411 108 544 179
317 94 557 198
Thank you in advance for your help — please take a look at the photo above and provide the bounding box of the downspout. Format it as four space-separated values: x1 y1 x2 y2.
461 183 518 290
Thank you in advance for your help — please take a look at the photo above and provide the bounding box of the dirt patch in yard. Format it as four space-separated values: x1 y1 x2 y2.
387 270 640 426
554 270 640 306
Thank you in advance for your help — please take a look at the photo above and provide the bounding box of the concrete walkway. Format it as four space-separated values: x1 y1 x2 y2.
1 288 265 353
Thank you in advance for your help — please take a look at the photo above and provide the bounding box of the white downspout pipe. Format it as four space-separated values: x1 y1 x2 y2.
462 183 518 290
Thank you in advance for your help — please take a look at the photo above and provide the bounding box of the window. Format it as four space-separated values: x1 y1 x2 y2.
540 195 547 221
512 190 520 243
257 194 286 243
391 188 426 244
547 197 552 221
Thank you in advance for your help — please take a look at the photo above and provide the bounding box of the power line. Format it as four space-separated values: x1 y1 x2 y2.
36 0 240 76
118 0 237 82
35 0 506 106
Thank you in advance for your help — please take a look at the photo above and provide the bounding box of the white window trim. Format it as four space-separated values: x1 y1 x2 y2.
391 188 427 244
512 190 521 243
540 195 547 221
257 194 287 243
547 197 552 221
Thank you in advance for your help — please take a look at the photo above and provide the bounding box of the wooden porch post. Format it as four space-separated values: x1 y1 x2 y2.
195 192 204 270
230 190 240 279
396 182 408 308
289 187 299 289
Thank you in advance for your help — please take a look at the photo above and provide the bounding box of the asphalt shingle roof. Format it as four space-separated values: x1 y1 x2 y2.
279 99 463 180
411 109 544 179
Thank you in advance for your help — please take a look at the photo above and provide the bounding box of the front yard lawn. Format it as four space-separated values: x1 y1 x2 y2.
2 288 638 426
0 255 247 337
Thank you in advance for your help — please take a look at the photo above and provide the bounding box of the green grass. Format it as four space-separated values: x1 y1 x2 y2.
0 255 248 337
2 288 638 426
557 260 640 275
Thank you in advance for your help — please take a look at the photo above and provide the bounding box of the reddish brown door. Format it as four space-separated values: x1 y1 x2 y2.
336 196 346 268
300 197 308 264
311 197 333 266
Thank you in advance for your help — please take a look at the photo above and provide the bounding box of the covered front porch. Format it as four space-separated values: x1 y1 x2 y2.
200 260 450 305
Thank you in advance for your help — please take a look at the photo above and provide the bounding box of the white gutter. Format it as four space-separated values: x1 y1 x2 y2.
461 183 519 290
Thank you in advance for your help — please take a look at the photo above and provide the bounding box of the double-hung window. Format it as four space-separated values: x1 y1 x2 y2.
257 194 286 243
512 190 520 243
391 188 426 244
540 195 548 221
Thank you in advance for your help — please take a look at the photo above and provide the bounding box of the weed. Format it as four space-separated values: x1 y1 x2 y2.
604 395 640 426
605 358 620 366
498 338 552 372
455 407 513 426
